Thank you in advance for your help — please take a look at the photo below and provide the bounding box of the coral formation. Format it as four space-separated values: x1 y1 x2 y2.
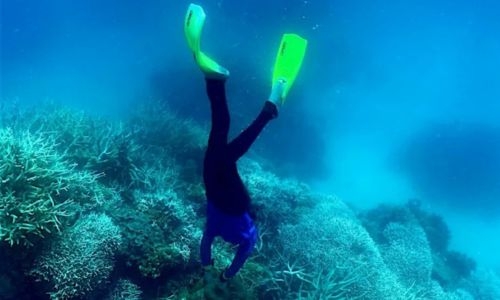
31 213 122 299
0 101 498 300
0 128 110 247
104 279 142 300
380 222 433 288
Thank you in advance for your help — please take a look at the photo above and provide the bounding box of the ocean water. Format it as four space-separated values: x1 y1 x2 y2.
1 0 500 299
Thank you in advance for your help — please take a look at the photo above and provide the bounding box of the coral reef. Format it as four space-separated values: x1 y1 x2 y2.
0 101 498 300
0 128 111 247
380 222 433 288
31 213 122 299
275 200 407 299
2 102 143 189
108 159 202 279
104 279 142 300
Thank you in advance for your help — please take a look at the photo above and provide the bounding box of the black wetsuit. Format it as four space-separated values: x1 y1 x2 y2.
200 78 277 278
203 78 277 215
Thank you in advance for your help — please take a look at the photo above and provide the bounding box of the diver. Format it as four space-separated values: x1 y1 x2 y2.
184 3 307 282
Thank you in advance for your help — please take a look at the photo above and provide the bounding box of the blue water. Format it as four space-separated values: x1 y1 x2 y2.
2 0 500 297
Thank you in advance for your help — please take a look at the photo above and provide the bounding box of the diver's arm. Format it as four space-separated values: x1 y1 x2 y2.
221 236 256 280
200 231 216 267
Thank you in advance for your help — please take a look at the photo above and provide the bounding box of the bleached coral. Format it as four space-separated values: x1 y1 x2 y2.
31 213 122 299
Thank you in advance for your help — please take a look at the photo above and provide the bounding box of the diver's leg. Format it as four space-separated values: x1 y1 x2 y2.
226 101 277 161
226 79 286 161
205 78 230 152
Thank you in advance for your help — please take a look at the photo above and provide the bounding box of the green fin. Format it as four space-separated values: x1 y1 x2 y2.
184 3 229 78
184 3 206 54
272 34 308 101
196 52 229 78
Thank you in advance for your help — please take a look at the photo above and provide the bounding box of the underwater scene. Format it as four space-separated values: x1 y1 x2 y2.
1 0 500 299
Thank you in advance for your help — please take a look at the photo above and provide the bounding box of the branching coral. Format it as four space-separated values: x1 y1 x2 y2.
84 123 142 188
31 213 122 299
127 100 206 164
1 102 143 190
110 162 202 278
273 200 408 299
360 201 477 292
0 128 110 247
238 158 313 230
380 222 434 288
104 279 142 300
2 102 103 165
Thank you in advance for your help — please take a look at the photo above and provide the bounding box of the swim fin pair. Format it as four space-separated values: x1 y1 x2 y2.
184 3 307 103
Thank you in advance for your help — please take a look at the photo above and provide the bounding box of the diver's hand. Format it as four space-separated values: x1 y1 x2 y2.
219 268 232 282
202 265 217 285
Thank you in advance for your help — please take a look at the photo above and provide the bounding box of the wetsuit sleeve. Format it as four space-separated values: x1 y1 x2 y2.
200 230 216 266
224 228 258 278
227 101 277 162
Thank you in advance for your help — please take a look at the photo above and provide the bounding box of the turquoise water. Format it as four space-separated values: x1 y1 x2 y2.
1 0 500 299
